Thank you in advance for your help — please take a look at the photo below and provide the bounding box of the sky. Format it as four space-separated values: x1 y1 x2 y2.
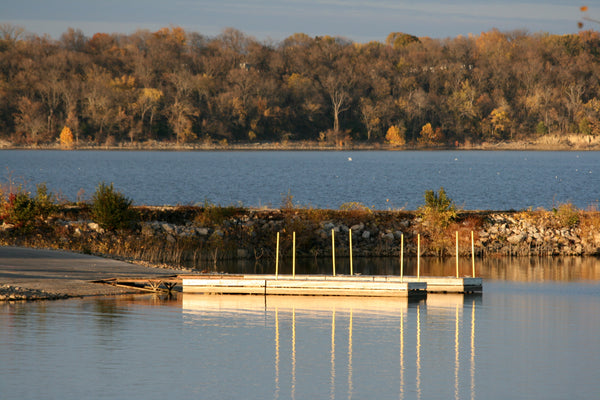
1 0 599 43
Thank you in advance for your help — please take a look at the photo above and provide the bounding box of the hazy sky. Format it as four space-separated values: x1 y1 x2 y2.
1 0 598 42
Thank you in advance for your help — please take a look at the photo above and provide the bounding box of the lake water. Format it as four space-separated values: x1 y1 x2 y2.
2 150 600 210
1 268 599 400
2 150 600 398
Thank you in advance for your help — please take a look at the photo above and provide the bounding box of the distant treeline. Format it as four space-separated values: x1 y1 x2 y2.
1 24 600 147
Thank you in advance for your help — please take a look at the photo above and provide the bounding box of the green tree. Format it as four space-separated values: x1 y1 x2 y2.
385 32 420 49
91 182 136 231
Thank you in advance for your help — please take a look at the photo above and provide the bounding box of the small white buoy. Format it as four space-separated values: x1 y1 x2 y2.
348 157 352 161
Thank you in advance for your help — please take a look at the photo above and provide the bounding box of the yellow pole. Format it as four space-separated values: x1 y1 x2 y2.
332 229 336 277
456 231 459 278
471 231 476 278
293 231 296 279
275 232 280 279
417 234 421 281
400 234 404 282
349 228 353 276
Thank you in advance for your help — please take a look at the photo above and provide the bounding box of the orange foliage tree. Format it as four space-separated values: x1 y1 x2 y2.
59 126 74 149
385 125 406 146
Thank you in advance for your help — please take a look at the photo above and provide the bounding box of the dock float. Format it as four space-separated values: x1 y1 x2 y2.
180 274 427 297
400 277 482 293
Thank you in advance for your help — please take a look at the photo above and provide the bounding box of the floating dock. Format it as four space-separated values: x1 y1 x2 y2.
99 274 481 296
180 274 428 297
180 275 427 297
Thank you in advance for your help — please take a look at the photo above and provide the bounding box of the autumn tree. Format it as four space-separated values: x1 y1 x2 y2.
166 69 198 143
489 106 511 140
385 124 406 146
418 122 444 146
83 65 115 143
13 97 46 144
59 126 74 149
134 88 163 140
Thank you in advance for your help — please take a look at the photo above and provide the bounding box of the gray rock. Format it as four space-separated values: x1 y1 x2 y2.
161 223 175 233
321 221 335 230
87 222 104 233
507 232 526 244
350 223 364 232
196 227 210 236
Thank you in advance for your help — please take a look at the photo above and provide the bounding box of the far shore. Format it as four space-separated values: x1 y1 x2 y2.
2 134 600 151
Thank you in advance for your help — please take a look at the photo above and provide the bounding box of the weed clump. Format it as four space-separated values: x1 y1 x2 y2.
195 201 247 227
554 202 580 227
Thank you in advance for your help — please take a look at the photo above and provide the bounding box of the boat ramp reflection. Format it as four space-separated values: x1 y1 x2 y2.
182 293 482 399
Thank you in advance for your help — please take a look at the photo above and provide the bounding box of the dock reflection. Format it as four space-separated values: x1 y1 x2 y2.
182 294 481 399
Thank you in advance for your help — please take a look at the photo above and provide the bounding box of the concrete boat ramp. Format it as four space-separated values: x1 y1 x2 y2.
103 274 482 297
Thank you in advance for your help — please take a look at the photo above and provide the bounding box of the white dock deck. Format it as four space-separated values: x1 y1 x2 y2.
181 274 428 297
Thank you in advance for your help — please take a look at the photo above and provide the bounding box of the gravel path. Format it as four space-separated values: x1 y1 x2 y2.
0 246 185 300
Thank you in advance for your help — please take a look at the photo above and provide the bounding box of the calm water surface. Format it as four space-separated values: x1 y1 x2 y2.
2 150 600 210
2 150 600 398
1 259 600 400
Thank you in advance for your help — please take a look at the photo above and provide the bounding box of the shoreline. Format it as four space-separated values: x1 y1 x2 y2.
2 135 600 152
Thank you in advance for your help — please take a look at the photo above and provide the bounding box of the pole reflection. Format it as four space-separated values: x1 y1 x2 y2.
181 294 480 399
399 308 405 400
275 307 280 400
330 309 336 400
471 299 476 400
348 309 353 400
416 303 422 400
292 307 296 400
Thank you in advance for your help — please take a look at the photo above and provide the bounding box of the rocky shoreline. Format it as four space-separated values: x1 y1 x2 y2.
131 210 597 257
2 206 598 265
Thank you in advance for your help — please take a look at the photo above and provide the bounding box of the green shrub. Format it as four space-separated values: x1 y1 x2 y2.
419 187 457 227
0 183 56 227
339 201 371 212
418 187 458 255
32 183 56 220
91 182 136 231
5 191 36 225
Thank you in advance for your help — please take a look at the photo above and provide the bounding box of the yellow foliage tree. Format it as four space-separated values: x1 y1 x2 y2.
489 107 510 138
59 126 74 149
385 125 406 146
418 122 444 145
583 98 600 135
